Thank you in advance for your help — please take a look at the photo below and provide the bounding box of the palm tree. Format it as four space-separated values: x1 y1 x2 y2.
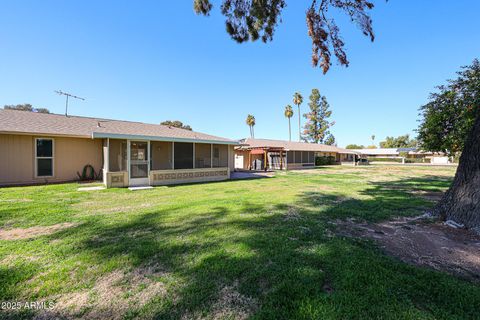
293 92 303 141
371 134 376 147
284 105 294 141
246 114 256 138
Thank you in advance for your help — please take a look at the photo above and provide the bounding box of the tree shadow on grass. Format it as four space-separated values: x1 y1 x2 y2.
16 174 480 319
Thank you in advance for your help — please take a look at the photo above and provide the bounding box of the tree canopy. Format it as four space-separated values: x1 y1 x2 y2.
345 144 365 149
4 104 50 113
193 0 376 73
418 59 480 156
379 134 417 149
160 120 193 131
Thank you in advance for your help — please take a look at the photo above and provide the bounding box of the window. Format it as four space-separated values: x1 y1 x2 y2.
36 138 53 177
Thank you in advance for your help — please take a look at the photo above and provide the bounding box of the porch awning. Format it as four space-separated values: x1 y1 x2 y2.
250 149 266 155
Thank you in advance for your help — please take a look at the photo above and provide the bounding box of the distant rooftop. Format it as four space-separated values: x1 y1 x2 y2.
238 138 356 154
352 148 418 156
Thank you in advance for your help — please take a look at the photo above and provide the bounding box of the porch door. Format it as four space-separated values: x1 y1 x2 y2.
129 141 150 186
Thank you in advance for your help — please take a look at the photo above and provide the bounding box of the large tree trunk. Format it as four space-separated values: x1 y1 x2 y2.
434 112 480 231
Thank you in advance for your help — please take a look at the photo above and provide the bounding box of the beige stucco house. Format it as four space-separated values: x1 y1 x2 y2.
235 138 357 170
0 109 237 187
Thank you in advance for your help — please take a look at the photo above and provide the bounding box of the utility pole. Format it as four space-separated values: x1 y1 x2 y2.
55 90 85 116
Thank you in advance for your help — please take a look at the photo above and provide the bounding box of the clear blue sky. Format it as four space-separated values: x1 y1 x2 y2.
1 1 479 147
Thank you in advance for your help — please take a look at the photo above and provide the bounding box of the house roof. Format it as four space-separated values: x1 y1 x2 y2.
351 148 423 156
238 138 356 154
0 109 237 145
351 148 400 156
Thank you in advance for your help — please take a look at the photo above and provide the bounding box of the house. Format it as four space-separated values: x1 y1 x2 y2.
352 147 450 164
0 109 237 187
235 138 357 170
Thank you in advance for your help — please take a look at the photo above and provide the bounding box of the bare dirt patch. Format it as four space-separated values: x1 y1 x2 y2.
33 260 167 320
0 223 77 240
335 216 480 282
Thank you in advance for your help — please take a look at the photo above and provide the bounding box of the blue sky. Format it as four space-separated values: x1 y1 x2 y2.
1 1 479 147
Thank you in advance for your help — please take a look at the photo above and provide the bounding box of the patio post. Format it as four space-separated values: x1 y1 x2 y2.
264 150 267 171
193 142 196 169
172 142 174 169
280 150 283 170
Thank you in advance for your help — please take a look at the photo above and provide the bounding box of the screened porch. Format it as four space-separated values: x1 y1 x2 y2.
104 139 231 187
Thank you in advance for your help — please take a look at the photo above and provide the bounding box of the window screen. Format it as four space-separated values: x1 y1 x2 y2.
212 144 228 167
287 151 294 163
195 143 212 168
301 151 309 164
174 142 193 169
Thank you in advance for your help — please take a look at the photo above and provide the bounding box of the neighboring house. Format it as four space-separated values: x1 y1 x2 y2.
0 109 237 187
352 148 450 164
235 138 357 170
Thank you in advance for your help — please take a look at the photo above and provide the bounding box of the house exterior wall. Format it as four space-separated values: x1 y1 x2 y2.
0 134 103 186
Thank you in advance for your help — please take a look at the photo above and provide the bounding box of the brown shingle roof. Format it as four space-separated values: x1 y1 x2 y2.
0 109 237 144
238 138 356 154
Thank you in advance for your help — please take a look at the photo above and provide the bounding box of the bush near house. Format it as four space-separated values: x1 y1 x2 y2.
315 155 336 165
367 157 402 163
405 158 431 164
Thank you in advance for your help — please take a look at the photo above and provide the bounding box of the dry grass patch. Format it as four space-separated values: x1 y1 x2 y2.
0 223 77 240
33 261 168 320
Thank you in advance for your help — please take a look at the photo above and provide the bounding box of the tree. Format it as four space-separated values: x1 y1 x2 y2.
284 105 294 141
194 0 376 73
302 89 335 144
325 134 336 146
246 114 256 138
417 60 480 230
346 144 365 149
4 104 50 113
293 92 303 141
160 120 192 131
379 134 417 148
371 134 375 146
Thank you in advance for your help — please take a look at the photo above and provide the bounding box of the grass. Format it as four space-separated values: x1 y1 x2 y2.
1 165 479 319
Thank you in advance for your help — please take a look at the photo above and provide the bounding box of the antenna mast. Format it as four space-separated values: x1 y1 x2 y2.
55 90 85 116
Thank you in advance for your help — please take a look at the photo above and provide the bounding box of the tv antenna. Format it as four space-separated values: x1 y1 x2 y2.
55 90 85 116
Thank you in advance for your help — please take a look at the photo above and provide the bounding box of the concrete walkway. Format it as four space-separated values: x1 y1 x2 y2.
230 171 274 180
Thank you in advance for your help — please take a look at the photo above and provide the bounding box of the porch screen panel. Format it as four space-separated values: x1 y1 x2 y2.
195 143 212 168
109 139 127 172
212 144 228 167
294 151 302 163
174 142 193 169
309 152 314 163
151 141 172 170
287 151 294 163
301 151 308 164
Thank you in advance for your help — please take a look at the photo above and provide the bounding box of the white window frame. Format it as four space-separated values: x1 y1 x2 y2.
35 138 54 178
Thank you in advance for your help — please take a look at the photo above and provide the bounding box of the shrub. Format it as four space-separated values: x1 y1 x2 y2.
77 164 102 181
315 156 336 166
367 157 402 163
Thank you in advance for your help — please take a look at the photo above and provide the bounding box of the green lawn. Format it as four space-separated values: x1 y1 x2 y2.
1 165 479 319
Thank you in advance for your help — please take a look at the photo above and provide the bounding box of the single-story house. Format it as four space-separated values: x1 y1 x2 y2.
235 138 358 170
0 109 238 187
352 147 450 164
